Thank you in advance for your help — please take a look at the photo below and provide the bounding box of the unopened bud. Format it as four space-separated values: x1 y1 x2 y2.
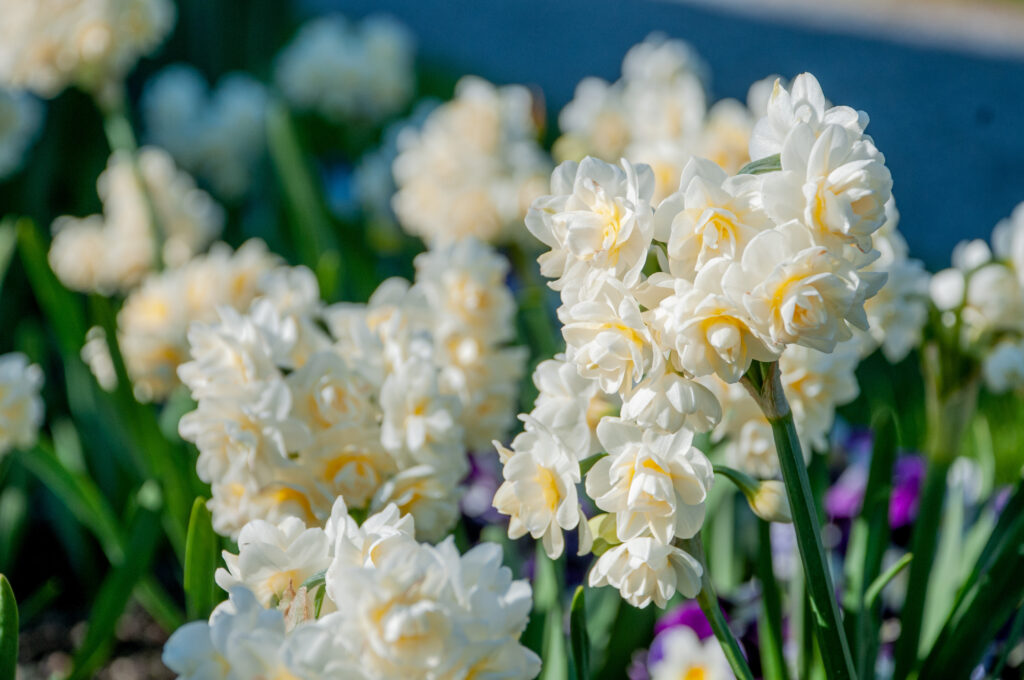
586 513 621 556
748 480 792 524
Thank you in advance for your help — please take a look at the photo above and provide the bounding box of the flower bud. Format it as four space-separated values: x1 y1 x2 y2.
587 513 621 556
748 480 793 524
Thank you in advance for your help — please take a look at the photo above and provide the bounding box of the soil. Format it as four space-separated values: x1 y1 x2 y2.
16 603 174 680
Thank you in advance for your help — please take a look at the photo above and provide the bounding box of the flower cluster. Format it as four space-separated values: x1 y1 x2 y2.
178 238 525 539
275 14 415 124
700 340 861 477
142 65 268 199
554 34 774 203
0 352 44 457
48 148 224 294
930 201 1024 393
391 76 551 244
495 72 894 607
163 498 540 679
0 0 175 98
0 87 42 179
82 240 283 402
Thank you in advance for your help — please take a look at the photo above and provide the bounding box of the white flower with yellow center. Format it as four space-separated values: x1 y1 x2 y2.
560 273 655 394
620 366 721 434
530 356 608 460
0 352 44 456
370 464 462 543
764 123 892 253
588 535 703 609
493 416 590 559
162 587 289 680
749 73 868 161
649 625 734 680
0 0 176 98
586 418 712 544
556 76 630 163
326 498 416 570
301 425 397 511
528 157 655 290
727 222 884 353
645 263 781 382
379 357 465 473
215 516 331 615
654 157 771 280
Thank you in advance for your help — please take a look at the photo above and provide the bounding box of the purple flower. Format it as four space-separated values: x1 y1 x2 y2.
889 456 926 528
654 601 714 639
825 464 868 519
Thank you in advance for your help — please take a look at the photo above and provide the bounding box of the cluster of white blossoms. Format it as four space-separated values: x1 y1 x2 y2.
178 237 525 539
0 87 42 179
0 0 175 98
48 147 224 295
163 497 540 679
142 64 268 199
700 340 861 477
275 14 415 124
0 352 44 457
554 34 776 204
930 201 1024 393
82 240 283 402
495 72 895 608
391 76 551 244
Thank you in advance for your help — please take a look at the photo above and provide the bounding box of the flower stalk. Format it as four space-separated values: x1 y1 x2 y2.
743 360 856 680
680 537 755 680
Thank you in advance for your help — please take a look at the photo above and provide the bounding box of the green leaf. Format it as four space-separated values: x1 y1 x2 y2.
0 574 18 680
842 410 896 678
0 219 17 298
17 444 183 632
865 553 912 610
916 481 1024 679
737 154 782 175
570 587 590 680
184 498 219 621
757 521 790 680
16 218 87 357
69 484 164 679
266 101 337 275
540 606 569 680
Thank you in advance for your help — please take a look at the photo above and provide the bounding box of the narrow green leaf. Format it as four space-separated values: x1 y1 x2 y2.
0 219 17 297
989 599 1024 679
17 444 183 631
266 101 337 274
757 521 790 680
0 574 17 680
70 485 163 679
843 410 896 679
15 218 87 357
540 606 569 680
184 498 219 621
865 553 913 609
570 587 590 680
737 154 782 175
917 482 1024 679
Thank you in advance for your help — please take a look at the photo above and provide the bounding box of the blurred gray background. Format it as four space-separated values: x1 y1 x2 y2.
307 0 1024 267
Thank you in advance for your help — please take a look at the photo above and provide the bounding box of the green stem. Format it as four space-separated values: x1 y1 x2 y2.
757 520 791 680
744 361 856 680
682 537 755 680
891 459 950 679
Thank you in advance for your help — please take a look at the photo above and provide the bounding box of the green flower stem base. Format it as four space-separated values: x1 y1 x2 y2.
743 361 856 680
680 537 755 680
